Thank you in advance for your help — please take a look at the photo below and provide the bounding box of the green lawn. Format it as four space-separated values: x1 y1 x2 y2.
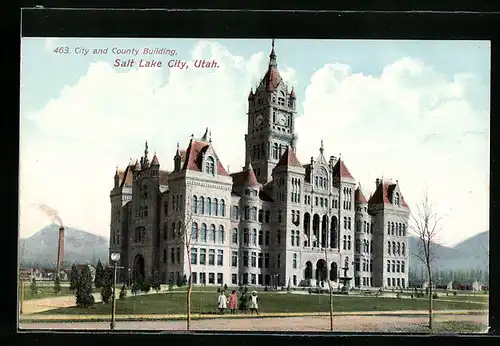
21 286 74 300
409 321 487 334
37 291 488 315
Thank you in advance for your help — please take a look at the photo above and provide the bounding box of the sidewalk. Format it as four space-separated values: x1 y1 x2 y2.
19 309 488 323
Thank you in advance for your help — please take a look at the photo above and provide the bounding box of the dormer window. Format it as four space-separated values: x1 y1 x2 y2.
205 156 215 176
395 192 400 206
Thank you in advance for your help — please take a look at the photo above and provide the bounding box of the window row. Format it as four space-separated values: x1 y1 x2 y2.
171 193 183 213
342 235 352 250
235 251 279 269
163 247 181 264
191 271 224 285
233 228 282 246
386 260 406 273
192 196 226 217
355 239 373 254
387 222 406 236
291 210 301 225
134 227 147 243
111 229 120 245
238 272 277 286
342 187 352 210
356 220 374 234
190 248 224 266
231 206 272 223
271 142 289 160
191 223 225 243
343 217 352 230
354 277 374 287
136 185 149 218
251 143 266 161
315 175 329 190
291 191 301 203
387 277 406 288
290 230 301 247
387 241 406 256
354 258 373 272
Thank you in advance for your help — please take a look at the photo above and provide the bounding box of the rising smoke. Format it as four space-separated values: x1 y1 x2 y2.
33 203 64 227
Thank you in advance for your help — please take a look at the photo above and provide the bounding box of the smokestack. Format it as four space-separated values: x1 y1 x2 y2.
56 226 65 278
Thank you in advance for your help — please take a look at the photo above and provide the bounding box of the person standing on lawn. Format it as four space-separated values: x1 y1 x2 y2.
228 290 238 314
217 290 228 314
249 291 259 315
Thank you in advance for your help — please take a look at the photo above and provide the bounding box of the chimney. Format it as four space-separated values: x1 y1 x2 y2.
56 226 65 278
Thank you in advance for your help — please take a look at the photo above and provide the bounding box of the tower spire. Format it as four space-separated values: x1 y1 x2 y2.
144 141 149 160
269 39 277 68
320 139 324 155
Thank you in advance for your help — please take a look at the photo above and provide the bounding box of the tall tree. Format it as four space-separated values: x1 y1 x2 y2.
100 267 113 303
69 264 79 290
95 260 104 288
76 265 95 308
53 276 61 295
178 188 198 331
409 190 443 331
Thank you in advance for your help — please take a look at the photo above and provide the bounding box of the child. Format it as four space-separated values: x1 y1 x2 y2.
217 290 227 314
249 291 259 315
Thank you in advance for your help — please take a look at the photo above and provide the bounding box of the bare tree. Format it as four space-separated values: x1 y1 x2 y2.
178 189 197 331
408 190 443 331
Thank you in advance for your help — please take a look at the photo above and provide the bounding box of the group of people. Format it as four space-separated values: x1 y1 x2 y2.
217 290 259 315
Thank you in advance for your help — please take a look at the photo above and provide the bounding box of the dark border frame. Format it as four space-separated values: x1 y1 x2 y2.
10 7 499 346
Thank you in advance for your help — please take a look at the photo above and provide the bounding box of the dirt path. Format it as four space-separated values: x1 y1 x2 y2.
21 293 102 315
20 314 489 332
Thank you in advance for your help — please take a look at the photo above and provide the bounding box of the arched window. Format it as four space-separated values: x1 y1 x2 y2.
244 229 249 244
209 224 216 242
220 199 225 217
218 225 224 243
206 197 212 216
178 221 182 237
232 205 239 220
205 156 215 176
232 228 238 244
402 224 406 236
277 229 281 244
348 235 351 250
402 242 406 256
387 221 390 234
192 195 198 214
191 222 198 241
395 192 400 206
370 240 373 253
355 239 361 253
171 222 176 239
295 230 300 247
391 222 395 235
343 235 347 250
199 197 205 214
252 229 257 245
273 143 278 159
397 242 401 255
163 249 167 263
258 230 263 245
291 230 295 246
293 253 297 269
213 198 218 216
265 231 270 245
200 223 207 242
388 241 391 255
392 241 396 255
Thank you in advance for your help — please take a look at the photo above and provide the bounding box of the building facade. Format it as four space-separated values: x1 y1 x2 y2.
109 41 410 289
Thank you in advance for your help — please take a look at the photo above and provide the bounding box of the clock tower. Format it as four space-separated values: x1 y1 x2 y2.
245 40 297 184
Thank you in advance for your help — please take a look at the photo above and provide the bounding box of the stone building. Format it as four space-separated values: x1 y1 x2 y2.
109 41 410 289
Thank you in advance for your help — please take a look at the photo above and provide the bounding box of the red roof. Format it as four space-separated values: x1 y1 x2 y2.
332 159 354 180
290 87 296 99
368 182 408 208
263 67 282 91
248 89 254 100
276 148 302 168
355 188 367 203
181 140 230 176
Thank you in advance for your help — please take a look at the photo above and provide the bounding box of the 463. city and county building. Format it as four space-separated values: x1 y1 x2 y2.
109 41 410 290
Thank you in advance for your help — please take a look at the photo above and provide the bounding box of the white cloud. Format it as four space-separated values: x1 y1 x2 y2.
20 41 280 238
296 57 489 246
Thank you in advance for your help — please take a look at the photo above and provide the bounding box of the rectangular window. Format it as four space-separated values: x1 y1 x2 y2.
191 272 197 284
190 248 197 265
217 250 223 266
232 273 237 285
258 253 263 268
243 273 249 284
209 272 215 284
199 249 206 265
231 251 238 267
251 274 256 285
217 273 223 285
251 252 257 267
265 274 270 285
387 278 391 287
200 272 206 284
258 274 262 285
392 278 396 287
243 251 249 267
397 278 401 287
293 275 297 286
209 249 215 265
264 253 270 268
176 247 181 263
171 247 175 263
387 260 390 272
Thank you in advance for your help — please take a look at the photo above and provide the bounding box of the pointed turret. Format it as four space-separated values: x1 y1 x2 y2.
290 87 296 99
142 141 150 168
355 186 368 204
201 127 209 142
151 153 159 166
263 39 282 92
174 142 182 172
134 159 141 171
114 166 120 188
243 161 259 187
248 88 254 101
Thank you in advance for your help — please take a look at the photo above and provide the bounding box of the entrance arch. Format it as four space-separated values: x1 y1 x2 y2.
133 254 145 282
304 261 313 280
316 259 327 282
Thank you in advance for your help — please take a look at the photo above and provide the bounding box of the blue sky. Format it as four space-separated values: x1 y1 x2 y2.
19 38 490 247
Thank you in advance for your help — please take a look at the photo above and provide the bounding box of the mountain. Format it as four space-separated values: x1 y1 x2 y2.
408 231 489 273
19 224 109 268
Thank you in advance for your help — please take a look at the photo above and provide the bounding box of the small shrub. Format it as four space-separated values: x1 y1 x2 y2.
53 276 61 295
264 286 268 292
30 278 38 296
308 288 312 294
396 293 401 299
453 291 457 296
141 279 152 293
432 292 438 299
119 284 127 300
131 282 140 295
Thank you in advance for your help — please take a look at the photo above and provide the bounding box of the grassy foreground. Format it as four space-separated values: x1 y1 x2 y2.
37 291 488 315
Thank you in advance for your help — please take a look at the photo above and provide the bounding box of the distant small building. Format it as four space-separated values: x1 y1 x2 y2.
435 280 453 290
452 280 483 291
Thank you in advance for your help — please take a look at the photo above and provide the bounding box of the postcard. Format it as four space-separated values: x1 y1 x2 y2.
18 37 490 333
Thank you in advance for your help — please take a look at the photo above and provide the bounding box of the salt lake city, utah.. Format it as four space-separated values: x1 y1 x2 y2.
18 38 490 333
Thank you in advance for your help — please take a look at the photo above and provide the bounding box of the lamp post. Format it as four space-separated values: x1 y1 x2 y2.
110 252 121 330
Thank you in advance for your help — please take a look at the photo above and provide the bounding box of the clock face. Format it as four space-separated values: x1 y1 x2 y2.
278 113 288 126
255 115 263 126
